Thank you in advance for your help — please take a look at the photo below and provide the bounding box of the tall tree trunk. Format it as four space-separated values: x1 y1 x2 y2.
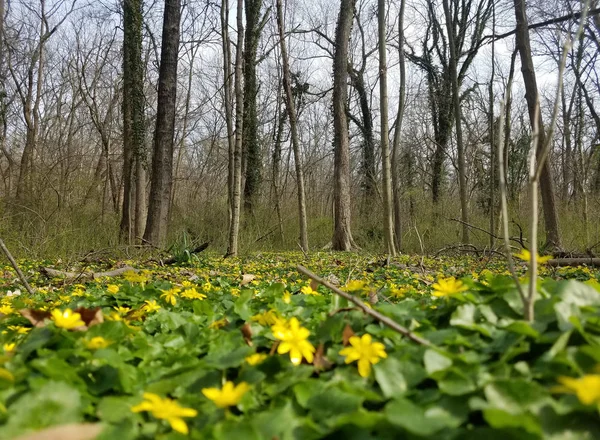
488 1 496 248
120 0 145 243
16 0 47 206
226 0 245 257
378 0 396 256
513 0 561 250
144 0 181 246
391 0 406 251
332 0 356 251
242 0 263 215
0 0 7 195
276 0 309 253
221 0 235 231
443 0 469 244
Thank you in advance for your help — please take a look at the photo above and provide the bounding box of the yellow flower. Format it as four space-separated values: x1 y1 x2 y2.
141 300 161 313
85 336 111 350
250 310 279 326
245 353 268 365
107 285 120 294
202 282 213 293
202 381 250 408
7 325 30 334
71 287 86 297
555 375 600 405
271 317 315 366
161 287 181 306
51 308 85 330
514 249 552 264
344 280 366 292
123 271 148 284
282 291 291 304
431 277 468 297
209 318 228 329
230 287 240 297
0 305 15 315
181 287 207 300
131 392 197 434
339 334 387 377
3 343 15 353
113 306 131 315
300 285 319 296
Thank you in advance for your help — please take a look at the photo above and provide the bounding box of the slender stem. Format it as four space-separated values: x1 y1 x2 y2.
297 265 432 346
0 239 35 295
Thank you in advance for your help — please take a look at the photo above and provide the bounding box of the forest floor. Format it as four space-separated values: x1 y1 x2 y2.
0 252 599 439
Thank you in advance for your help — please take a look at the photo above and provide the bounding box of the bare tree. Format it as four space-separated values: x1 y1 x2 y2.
144 0 182 246
513 0 561 250
120 0 146 243
226 0 245 257
332 0 357 251
442 0 469 244
275 0 309 252
378 0 396 255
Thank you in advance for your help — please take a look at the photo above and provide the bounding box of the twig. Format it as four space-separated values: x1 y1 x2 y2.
297 265 433 346
413 225 426 275
448 217 523 246
0 239 35 295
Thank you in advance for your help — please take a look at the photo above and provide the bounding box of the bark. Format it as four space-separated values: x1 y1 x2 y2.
120 0 145 243
378 0 396 256
221 0 235 230
276 0 309 252
226 0 245 257
348 67 377 204
332 0 356 251
242 0 264 215
391 0 407 251
442 0 469 244
144 0 181 246
513 0 561 250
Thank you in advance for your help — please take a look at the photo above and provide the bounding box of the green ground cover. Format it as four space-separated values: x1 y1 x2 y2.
0 252 599 439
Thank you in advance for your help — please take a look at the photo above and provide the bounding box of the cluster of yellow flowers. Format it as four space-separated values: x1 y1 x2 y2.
132 381 251 434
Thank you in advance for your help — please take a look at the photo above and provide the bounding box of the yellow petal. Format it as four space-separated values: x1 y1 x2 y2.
169 417 189 434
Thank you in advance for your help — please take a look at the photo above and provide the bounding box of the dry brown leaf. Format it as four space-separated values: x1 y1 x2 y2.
313 343 333 372
75 307 103 327
241 322 253 346
269 340 280 356
14 423 103 440
241 274 256 286
19 309 51 327
368 290 378 305
309 279 320 292
342 324 355 346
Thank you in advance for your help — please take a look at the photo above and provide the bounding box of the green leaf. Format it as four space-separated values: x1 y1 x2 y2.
384 397 452 436
0 381 83 438
483 408 542 435
373 356 408 398
234 289 254 320
424 349 452 375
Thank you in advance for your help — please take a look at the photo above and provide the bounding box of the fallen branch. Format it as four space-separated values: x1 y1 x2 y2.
0 238 35 295
546 257 600 267
297 265 433 346
40 266 138 281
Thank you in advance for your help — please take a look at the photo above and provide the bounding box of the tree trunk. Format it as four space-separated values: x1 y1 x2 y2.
391 0 406 252
221 0 235 231
332 0 356 251
513 0 561 250
226 0 245 257
276 0 309 253
442 0 469 244
144 0 181 247
378 0 396 256
120 0 145 244
242 0 263 215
